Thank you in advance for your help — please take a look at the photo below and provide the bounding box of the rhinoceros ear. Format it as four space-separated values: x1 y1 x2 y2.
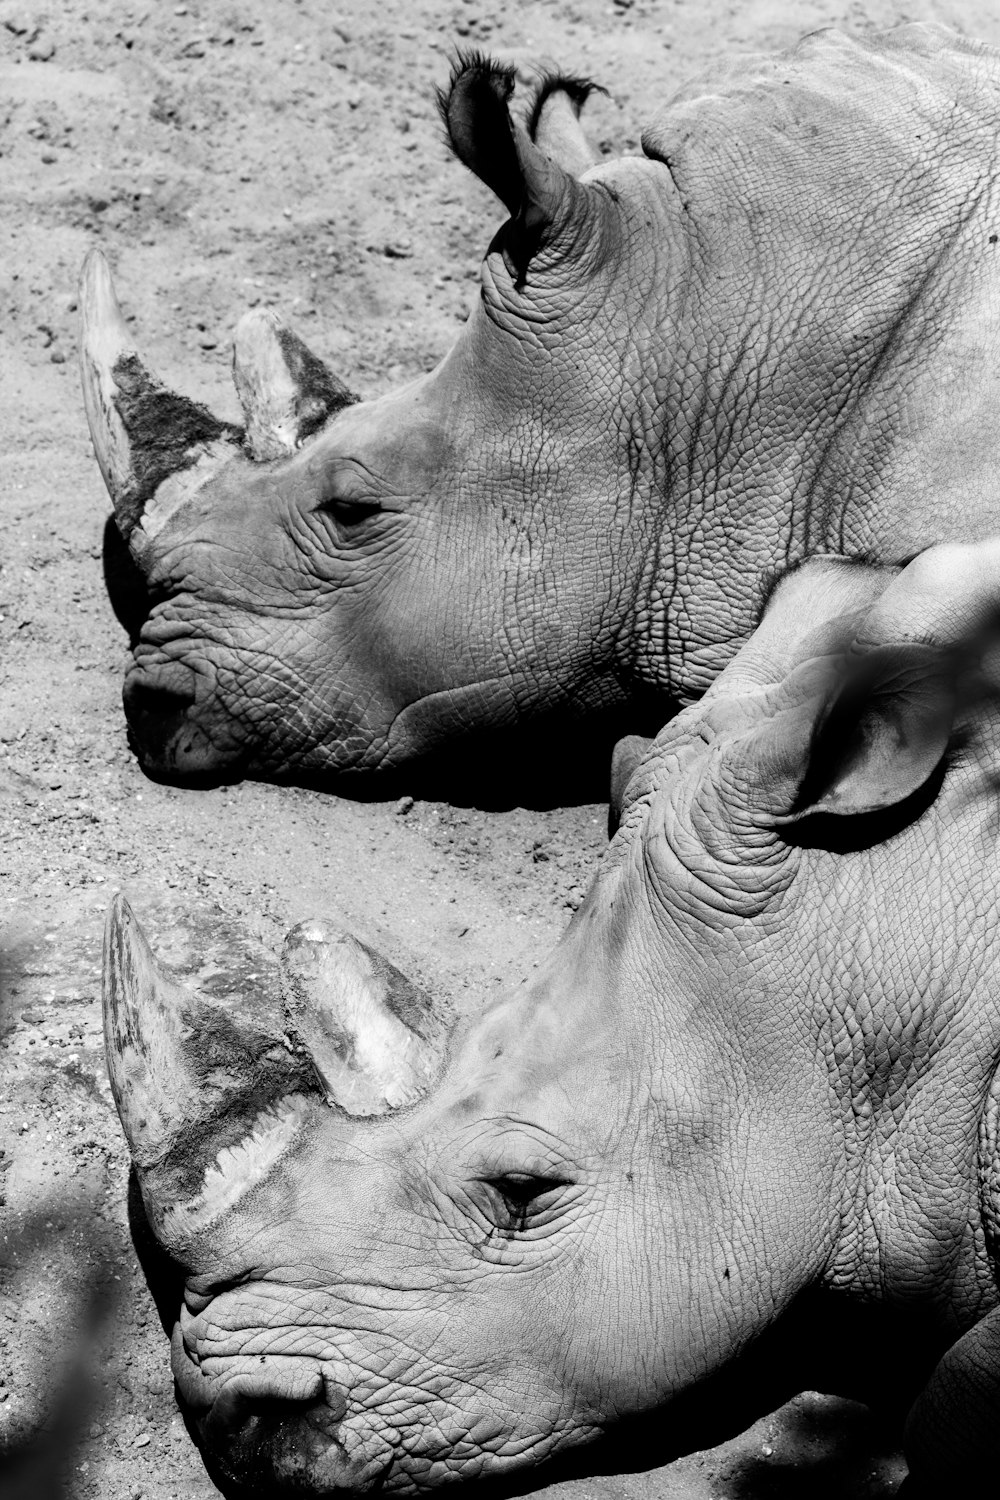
608 733 653 837
526 73 603 178
772 539 1000 821
438 52 596 255
781 642 961 821
79 250 244 552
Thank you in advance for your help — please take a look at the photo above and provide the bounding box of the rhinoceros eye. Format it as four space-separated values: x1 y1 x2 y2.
316 495 383 527
481 1172 569 1229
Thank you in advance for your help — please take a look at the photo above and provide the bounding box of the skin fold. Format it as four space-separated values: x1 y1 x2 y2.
107 539 1000 1494
84 25 1000 787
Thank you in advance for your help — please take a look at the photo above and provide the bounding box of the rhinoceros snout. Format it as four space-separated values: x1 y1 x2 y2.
203 1380 383 1497
123 671 235 782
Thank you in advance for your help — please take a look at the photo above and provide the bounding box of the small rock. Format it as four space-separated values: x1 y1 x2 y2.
51 350 67 363
27 37 56 61
394 795 414 817
134 1431 151 1447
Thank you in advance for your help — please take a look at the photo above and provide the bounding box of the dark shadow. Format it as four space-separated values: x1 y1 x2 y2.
0 1209 119 1500
102 514 151 647
127 1169 186 1338
129 692 679 813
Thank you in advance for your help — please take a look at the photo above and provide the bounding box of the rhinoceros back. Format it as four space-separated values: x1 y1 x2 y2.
641 24 1000 558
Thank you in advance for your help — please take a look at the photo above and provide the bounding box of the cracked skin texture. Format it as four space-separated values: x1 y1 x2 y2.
116 23 1000 787
124 543 1000 1494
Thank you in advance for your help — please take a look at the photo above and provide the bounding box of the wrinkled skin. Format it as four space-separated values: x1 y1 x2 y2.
91 24 1000 785
110 539 1000 1494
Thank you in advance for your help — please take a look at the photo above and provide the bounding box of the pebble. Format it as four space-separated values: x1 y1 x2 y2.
134 1431 151 1447
394 795 414 817
27 38 55 60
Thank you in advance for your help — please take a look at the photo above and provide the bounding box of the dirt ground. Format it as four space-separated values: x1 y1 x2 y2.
3 0 1000 1495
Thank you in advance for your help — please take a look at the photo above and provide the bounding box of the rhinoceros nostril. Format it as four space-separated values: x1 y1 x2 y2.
123 678 193 752
123 664 196 720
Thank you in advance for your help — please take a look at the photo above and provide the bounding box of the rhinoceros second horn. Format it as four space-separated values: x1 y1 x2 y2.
231 309 357 462
280 921 448 1117
79 249 243 548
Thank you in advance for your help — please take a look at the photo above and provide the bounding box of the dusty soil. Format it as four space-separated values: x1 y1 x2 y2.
3 0 1000 1495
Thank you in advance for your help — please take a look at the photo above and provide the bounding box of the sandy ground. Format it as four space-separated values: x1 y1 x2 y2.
4 0 1000 1495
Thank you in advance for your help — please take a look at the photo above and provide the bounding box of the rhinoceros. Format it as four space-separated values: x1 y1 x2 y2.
81 25 1000 790
104 537 1000 1495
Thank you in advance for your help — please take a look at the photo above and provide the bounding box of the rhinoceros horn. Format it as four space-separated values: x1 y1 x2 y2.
232 310 358 462
281 920 449 1117
79 250 245 551
103 897 448 1259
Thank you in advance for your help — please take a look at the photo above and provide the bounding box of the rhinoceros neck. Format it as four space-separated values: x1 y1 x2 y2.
810 777 1000 1324
622 29 1000 706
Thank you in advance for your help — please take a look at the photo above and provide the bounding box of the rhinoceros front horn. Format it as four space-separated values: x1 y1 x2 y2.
79 250 244 551
103 895 328 1258
103 897 449 1259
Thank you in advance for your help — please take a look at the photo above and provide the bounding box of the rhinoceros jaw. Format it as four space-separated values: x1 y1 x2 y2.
232 309 357 462
157 1093 315 1247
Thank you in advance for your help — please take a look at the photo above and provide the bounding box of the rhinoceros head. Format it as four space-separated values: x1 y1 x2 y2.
82 58 663 788
105 540 1000 1493
105 893 670 1493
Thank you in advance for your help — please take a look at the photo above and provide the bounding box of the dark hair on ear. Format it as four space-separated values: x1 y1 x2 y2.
436 49 516 157
525 70 607 142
